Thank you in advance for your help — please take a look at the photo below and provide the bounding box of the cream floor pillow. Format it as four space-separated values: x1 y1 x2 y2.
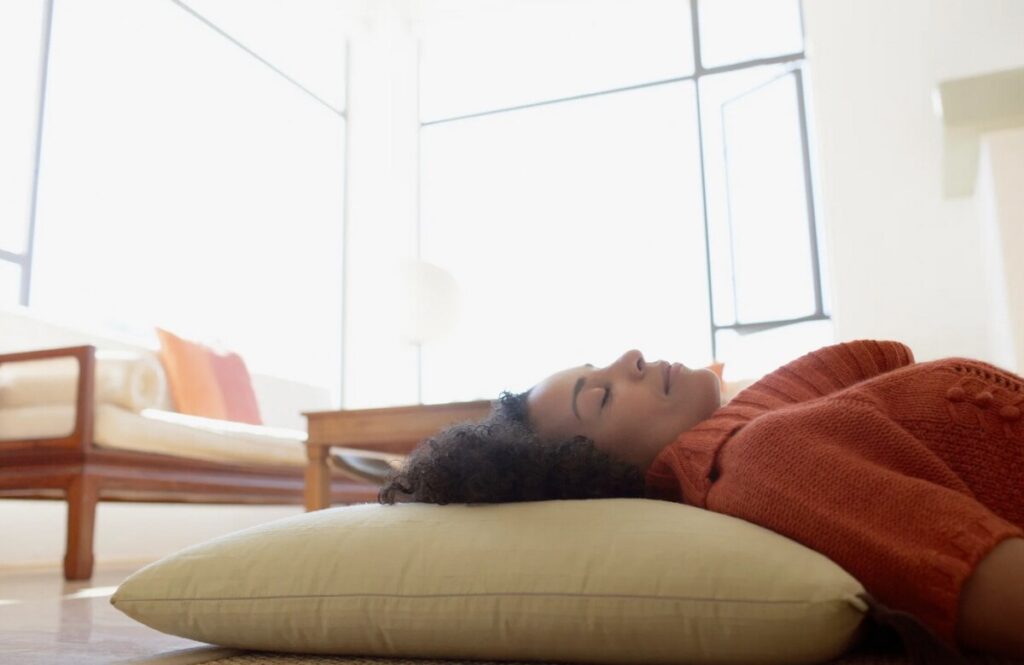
111 499 869 664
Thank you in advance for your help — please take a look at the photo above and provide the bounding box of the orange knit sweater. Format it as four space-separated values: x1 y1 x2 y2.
646 340 1024 649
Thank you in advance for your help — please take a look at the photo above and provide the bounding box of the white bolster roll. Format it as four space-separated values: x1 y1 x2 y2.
0 350 170 412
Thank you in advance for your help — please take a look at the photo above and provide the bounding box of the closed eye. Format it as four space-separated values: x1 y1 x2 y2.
601 387 611 408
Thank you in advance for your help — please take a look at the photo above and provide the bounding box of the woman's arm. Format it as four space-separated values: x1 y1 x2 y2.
956 537 1024 657
705 399 1024 650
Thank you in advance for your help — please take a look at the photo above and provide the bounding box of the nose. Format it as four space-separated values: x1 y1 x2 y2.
611 349 645 379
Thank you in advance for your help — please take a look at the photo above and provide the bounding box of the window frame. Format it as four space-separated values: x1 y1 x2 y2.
4 0 53 308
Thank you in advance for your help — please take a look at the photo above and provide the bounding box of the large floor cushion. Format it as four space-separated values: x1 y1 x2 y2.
111 499 869 664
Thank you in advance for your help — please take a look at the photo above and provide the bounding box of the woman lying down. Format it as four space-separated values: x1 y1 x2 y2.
379 339 1024 660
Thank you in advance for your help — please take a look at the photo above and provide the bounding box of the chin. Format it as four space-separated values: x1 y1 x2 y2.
696 367 723 412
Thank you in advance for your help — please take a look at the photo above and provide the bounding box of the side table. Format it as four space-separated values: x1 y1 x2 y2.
303 400 492 511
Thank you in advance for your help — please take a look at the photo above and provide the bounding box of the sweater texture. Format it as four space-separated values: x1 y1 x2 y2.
646 340 1024 650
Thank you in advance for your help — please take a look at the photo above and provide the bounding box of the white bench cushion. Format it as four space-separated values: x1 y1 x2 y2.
0 404 310 467
1 403 403 473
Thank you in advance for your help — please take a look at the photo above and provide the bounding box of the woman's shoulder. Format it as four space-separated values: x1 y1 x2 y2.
782 339 914 387
798 339 915 371
724 340 916 407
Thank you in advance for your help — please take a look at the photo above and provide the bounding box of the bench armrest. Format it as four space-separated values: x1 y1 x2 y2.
0 345 96 452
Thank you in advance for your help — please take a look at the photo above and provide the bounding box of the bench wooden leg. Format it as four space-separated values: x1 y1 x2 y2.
64 475 98 581
305 445 330 512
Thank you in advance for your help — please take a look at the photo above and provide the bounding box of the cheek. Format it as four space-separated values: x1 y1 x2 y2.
595 395 675 454
599 414 648 452
593 433 633 463
644 406 691 445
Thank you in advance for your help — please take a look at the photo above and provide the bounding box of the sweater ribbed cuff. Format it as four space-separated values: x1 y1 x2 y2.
917 514 1023 648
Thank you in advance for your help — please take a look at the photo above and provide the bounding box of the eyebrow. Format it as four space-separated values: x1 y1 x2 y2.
571 364 595 421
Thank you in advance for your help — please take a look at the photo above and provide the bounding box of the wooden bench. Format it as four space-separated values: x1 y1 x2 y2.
0 345 383 580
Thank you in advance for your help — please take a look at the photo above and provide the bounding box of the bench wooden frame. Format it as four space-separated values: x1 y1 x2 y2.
303 400 493 511
0 345 381 581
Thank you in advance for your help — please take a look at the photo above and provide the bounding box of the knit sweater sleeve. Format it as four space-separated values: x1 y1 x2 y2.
708 399 1024 649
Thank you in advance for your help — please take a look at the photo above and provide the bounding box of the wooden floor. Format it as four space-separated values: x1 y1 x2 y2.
0 562 226 664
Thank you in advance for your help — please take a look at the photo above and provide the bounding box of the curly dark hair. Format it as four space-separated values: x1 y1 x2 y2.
377 390 647 505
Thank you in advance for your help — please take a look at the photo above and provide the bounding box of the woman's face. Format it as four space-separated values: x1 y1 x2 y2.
526 349 722 471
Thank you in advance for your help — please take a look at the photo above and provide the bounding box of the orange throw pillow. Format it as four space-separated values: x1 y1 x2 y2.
156 328 263 425
207 349 263 426
704 361 726 391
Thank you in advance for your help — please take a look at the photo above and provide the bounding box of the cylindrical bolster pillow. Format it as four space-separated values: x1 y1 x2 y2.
0 350 170 412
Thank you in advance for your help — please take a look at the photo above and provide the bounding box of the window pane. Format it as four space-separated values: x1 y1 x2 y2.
184 0 349 111
698 0 803 68
0 0 46 254
0 261 21 306
419 83 710 403
418 0 694 122
723 72 815 323
700 65 817 326
32 0 345 397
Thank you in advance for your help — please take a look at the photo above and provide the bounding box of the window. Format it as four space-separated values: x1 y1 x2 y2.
13 0 829 408
22 0 349 399
415 0 830 402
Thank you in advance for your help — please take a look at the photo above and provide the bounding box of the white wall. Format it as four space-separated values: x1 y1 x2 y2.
803 0 1024 368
